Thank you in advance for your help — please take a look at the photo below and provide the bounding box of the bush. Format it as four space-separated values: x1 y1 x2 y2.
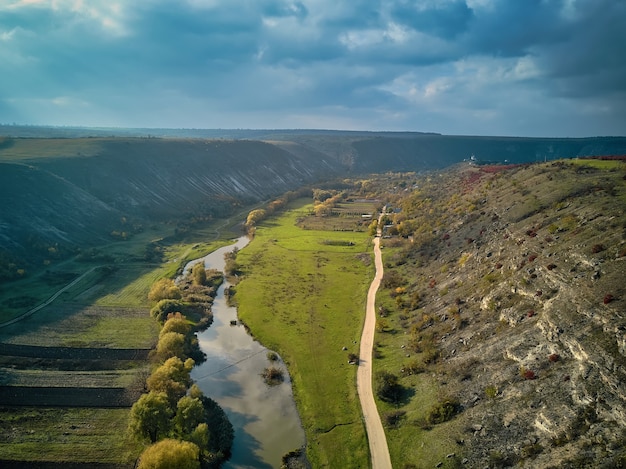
383 410 406 428
548 353 560 363
426 398 460 425
485 385 498 399
591 244 605 254
520 367 537 380
375 371 403 403
261 366 284 385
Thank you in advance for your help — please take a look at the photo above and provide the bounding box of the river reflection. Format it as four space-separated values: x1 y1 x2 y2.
187 237 305 468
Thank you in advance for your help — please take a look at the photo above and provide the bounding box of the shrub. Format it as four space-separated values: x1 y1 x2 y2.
383 410 406 428
266 351 278 361
426 398 460 425
485 385 498 399
261 366 284 385
548 353 560 363
591 244 605 254
375 371 403 403
401 359 425 376
521 367 536 380
603 294 615 304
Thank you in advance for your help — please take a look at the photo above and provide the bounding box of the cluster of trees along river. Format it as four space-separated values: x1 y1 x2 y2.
134 236 305 468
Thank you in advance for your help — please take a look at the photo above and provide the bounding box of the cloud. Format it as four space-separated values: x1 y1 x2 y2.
0 0 624 136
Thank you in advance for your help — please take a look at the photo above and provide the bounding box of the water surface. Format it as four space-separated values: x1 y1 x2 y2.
187 237 305 468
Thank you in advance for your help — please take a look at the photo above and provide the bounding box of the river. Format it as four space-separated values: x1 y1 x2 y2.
185 236 305 468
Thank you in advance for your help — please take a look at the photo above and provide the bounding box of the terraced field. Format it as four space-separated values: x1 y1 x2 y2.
0 271 157 465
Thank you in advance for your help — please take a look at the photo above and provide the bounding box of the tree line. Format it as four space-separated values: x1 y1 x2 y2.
129 263 233 469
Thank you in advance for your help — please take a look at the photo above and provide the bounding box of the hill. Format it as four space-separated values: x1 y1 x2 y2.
358 159 626 467
1 129 625 275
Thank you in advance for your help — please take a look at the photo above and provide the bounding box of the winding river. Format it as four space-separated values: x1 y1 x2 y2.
184 236 305 468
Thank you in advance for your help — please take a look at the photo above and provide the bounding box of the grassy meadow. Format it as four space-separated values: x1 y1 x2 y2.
235 198 376 468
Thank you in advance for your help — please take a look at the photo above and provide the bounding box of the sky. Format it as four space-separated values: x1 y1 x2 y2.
1 0 625 137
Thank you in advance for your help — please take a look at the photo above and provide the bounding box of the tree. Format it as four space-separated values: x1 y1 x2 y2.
160 314 192 338
245 209 266 228
188 422 210 452
147 357 195 404
137 438 200 469
151 299 185 323
148 278 182 302
157 332 187 360
175 396 206 437
191 263 207 286
129 392 173 443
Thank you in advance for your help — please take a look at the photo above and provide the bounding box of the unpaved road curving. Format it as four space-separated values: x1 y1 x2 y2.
357 235 393 469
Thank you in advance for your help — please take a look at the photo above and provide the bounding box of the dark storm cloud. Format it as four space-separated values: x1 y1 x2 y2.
390 0 474 40
0 0 624 136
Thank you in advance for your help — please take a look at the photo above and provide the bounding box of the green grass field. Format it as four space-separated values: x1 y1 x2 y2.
0 407 142 464
235 199 374 468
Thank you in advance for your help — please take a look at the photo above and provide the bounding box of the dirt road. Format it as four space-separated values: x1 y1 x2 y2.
357 235 393 469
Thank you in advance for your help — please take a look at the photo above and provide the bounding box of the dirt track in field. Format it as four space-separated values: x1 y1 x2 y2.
356 235 392 469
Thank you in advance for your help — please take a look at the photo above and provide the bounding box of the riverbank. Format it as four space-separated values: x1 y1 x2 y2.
234 198 375 467
189 237 305 468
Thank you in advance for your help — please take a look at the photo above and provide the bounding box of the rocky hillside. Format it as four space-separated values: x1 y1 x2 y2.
364 159 626 467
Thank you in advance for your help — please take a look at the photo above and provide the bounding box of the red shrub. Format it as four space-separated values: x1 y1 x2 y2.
527 310 535 318
528 254 538 262
522 369 536 380
535 290 543 297
495 263 503 269
428 278 437 289
546 264 557 270
603 294 614 304
591 244 605 254
548 354 560 363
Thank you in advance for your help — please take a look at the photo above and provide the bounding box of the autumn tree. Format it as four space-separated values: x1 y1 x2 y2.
148 278 182 302
129 391 173 443
137 438 200 469
160 314 192 337
191 263 207 286
156 332 187 360
147 357 195 404
245 209 266 229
